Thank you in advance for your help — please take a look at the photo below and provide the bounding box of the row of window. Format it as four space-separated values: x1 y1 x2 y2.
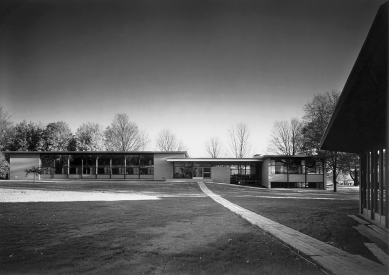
40 154 154 175
43 167 154 175
41 154 154 167
269 165 323 174
270 182 324 188
269 158 323 175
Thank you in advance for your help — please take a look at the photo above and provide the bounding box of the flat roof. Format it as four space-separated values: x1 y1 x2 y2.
167 158 262 162
3 151 188 155
260 155 315 159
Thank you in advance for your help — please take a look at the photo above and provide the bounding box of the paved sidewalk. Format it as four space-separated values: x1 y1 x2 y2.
198 182 387 275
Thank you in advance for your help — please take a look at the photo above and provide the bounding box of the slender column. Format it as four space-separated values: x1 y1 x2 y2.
323 159 326 190
367 152 371 212
124 156 126 179
52 156 55 179
359 153 363 214
110 157 112 179
287 163 289 186
385 147 388 228
81 158 83 179
304 160 307 187
95 157 98 179
371 149 377 220
67 156 70 179
379 148 383 215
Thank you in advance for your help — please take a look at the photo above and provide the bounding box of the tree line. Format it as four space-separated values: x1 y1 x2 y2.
0 111 191 177
0 113 150 152
266 90 359 187
0 89 359 186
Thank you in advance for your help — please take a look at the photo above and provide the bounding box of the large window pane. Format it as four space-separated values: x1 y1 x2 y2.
69 155 82 174
140 167 153 175
126 155 139 166
40 154 55 175
126 167 139 175
140 155 153 166
111 155 124 175
97 155 111 175
55 155 68 175
174 166 192 178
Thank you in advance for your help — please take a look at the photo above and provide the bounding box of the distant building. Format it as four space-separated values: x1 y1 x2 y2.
320 3 388 227
3 151 325 189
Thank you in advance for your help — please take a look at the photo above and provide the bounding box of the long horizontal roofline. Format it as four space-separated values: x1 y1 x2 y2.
167 158 262 162
2 151 188 155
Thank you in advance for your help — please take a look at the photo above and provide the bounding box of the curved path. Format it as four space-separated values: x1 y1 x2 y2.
198 182 387 275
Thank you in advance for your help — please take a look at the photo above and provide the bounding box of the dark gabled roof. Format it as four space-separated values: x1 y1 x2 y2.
320 2 388 153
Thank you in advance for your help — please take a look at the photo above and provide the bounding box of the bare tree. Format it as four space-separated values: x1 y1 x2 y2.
138 130 150 151
267 118 304 155
104 114 145 151
205 137 223 158
228 123 252 158
0 106 13 151
155 129 186 151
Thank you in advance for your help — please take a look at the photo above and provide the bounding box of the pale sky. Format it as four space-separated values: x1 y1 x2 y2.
0 0 385 157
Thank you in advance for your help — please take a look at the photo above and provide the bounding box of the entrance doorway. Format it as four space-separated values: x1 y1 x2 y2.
193 167 203 179
193 167 211 179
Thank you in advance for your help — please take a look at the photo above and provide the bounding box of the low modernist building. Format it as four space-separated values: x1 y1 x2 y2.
320 3 388 227
3 151 325 189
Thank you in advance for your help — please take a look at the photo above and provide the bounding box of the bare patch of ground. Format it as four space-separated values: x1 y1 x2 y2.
0 188 160 202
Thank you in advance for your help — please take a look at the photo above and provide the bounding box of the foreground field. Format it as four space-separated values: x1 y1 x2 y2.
206 183 382 263
0 181 322 275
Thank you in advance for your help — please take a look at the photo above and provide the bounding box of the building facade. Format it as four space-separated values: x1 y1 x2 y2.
3 151 325 189
320 3 388 227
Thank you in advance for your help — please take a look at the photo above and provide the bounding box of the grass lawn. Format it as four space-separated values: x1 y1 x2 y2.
205 183 383 263
0 181 323 275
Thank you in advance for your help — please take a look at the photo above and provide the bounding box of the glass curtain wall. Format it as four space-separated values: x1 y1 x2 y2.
173 162 259 184
126 155 139 176
269 158 323 175
174 162 193 178
40 154 154 179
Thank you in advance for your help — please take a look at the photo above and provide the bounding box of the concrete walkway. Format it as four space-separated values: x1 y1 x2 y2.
198 182 387 275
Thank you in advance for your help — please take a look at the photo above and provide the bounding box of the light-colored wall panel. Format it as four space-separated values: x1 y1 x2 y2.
10 154 41 180
154 153 185 180
262 159 270 188
307 175 324 182
269 174 288 182
288 174 306 182
211 167 230 184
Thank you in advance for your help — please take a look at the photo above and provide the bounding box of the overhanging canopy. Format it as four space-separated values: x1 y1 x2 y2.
166 158 261 162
